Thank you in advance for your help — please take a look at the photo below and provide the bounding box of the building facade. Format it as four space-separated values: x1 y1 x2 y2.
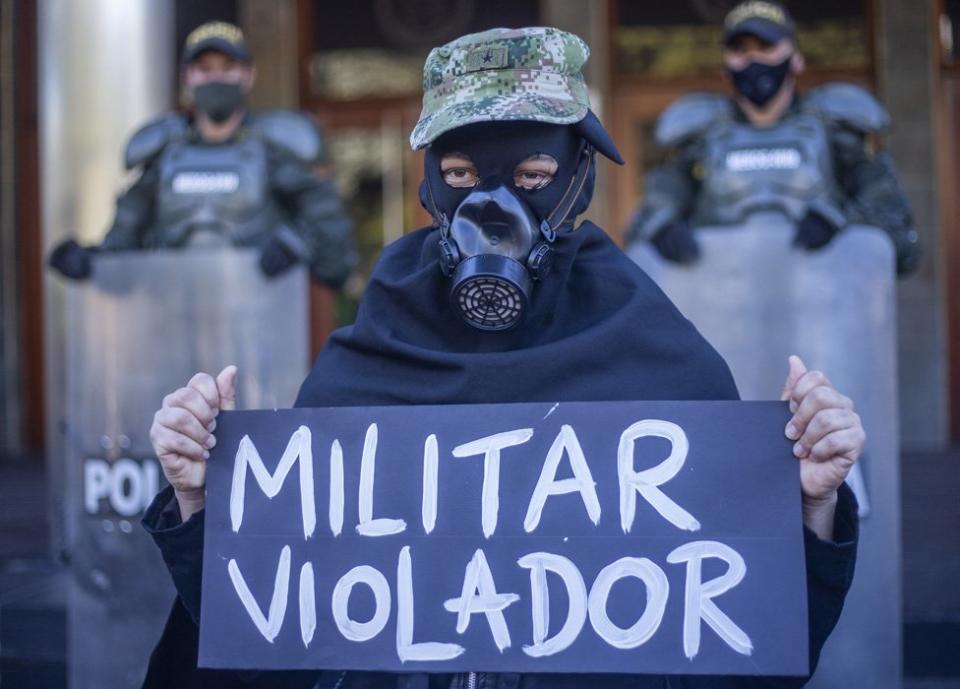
1 0 957 460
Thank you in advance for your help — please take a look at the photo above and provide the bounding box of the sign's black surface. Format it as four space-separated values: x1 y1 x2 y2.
200 401 807 676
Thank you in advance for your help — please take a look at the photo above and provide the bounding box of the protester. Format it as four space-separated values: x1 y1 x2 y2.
142 26 863 689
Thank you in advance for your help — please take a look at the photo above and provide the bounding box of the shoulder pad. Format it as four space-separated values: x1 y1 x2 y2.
248 110 326 164
655 93 732 148
804 82 891 133
124 113 188 169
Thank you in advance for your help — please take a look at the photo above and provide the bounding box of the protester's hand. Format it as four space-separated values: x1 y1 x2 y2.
781 355 865 540
150 366 237 521
651 220 701 265
794 209 840 251
48 239 95 280
259 236 299 277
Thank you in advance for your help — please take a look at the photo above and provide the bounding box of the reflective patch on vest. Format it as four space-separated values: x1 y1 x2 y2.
725 148 802 172
172 171 241 194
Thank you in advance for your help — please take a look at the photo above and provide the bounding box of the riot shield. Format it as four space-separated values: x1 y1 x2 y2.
629 213 901 689
61 249 308 689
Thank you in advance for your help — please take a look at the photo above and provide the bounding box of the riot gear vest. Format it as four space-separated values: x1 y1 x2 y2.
648 85 893 231
152 134 287 248
690 109 841 226
122 110 327 250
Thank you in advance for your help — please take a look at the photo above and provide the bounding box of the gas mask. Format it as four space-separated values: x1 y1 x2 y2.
192 81 247 123
421 121 596 332
728 55 793 107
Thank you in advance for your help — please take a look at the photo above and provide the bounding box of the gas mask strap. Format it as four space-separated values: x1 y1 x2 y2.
424 170 461 276
422 169 450 235
542 142 594 236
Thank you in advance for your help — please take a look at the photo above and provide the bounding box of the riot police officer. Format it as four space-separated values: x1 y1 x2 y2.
49 21 357 287
626 0 920 276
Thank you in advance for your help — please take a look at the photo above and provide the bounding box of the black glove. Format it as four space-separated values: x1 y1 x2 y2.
48 239 94 280
651 220 701 265
794 210 840 251
893 227 921 276
258 236 300 278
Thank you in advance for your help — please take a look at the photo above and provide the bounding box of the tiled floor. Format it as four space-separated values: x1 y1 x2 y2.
0 460 67 687
901 448 960 624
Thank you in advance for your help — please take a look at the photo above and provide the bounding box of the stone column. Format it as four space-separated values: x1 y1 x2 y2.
38 2 174 686
877 0 948 450
0 0 20 456
239 0 299 108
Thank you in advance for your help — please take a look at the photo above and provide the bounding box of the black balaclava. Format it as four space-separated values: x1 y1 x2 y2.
420 120 596 332
192 81 247 123
728 54 793 107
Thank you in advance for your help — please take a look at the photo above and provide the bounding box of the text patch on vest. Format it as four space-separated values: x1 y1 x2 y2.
724 148 802 173
172 170 241 194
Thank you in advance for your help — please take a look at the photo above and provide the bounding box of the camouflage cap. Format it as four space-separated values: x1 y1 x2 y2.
410 27 591 151
722 1 795 46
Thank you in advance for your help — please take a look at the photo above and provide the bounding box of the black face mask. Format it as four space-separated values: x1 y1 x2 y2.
192 81 246 123
421 121 595 332
728 55 793 107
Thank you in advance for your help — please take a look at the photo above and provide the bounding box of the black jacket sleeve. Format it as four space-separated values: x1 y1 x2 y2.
141 486 205 623
626 139 702 243
800 482 858 676
140 487 328 689
268 147 358 288
831 127 920 275
99 162 160 251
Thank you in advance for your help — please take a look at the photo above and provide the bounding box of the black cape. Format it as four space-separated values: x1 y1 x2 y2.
295 221 738 407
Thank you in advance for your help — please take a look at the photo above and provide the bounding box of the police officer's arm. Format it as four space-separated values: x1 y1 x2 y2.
48 157 159 279
98 114 188 252
626 94 729 265
832 127 920 275
628 141 701 243
268 147 358 289
629 93 733 244
806 83 920 274
97 161 159 251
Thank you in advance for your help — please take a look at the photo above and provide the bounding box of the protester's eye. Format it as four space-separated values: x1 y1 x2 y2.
444 167 480 187
514 154 558 190
441 154 479 188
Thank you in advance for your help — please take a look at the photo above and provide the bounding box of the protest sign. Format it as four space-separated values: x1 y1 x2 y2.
200 401 807 676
